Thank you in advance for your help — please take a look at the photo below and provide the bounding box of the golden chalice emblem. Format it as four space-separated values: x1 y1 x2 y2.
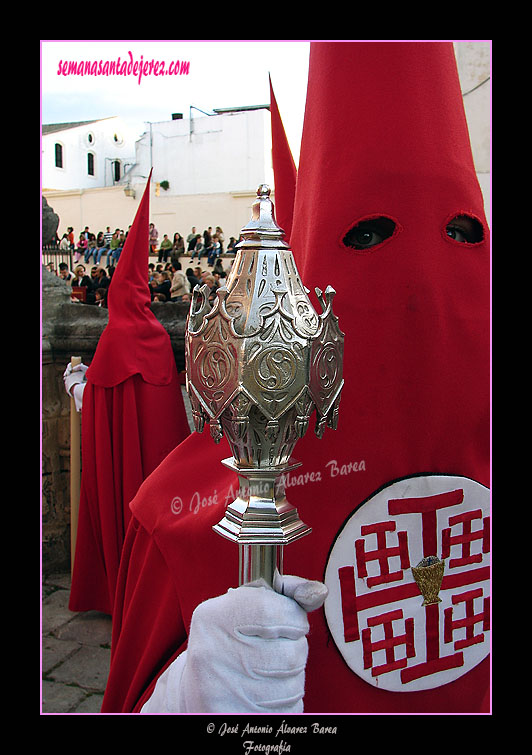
412 556 445 606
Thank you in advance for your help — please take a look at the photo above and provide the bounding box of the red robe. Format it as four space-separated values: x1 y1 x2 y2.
102 42 490 712
69 175 190 616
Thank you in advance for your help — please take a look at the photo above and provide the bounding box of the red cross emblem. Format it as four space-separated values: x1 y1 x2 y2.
324 475 490 692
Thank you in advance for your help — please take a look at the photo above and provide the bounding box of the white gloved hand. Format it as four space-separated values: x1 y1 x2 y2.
63 362 88 412
140 574 328 714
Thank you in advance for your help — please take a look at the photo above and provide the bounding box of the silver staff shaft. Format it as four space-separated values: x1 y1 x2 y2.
239 545 283 587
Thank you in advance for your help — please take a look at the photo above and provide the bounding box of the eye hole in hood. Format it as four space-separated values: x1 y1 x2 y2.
444 214 485 245
342 216 398 251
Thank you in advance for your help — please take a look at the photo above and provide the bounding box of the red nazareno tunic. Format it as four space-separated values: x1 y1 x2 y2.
102 42 490 713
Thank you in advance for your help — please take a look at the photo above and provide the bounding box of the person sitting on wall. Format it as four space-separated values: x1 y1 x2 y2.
159 234 173 264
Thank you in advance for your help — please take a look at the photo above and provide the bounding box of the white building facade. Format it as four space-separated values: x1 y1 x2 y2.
122 106 273 196
43 107 275 246
42 116 138 191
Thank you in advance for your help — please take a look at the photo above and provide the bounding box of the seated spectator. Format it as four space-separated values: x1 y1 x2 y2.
186 228 198 252
215 226 225 253
202 273 218 304
87 265 109 304
207 235 221 266
159 234 173 263
212 258 226 277
58 262 74 282
71 264 91 288
108 230 123 266
74 233 88 263
96 241 109 264
103 226 113 249
95 288 108 308
67 227 75 250
186 267 200 289
149 223 159 256
203 227 212 251
169 263 191 302
171 234 184 268
85 238 98 265
150 270 171 301
190 236 204 262
173 233 185 254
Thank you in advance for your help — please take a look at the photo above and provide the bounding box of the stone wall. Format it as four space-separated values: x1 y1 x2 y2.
41 267 189 573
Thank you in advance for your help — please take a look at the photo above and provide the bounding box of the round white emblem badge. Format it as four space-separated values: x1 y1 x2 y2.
324 475 490 692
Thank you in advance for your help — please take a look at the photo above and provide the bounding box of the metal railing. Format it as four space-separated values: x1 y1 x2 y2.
42 246 76 272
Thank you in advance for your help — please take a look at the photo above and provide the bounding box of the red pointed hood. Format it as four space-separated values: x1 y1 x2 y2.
270 74 297 243
289 41 490 495
87 172 178 387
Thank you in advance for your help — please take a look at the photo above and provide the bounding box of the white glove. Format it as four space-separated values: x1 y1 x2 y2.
140 573 328 714
63 362 88 412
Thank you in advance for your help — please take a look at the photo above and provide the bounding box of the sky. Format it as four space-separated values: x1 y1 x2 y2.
41 40 310 165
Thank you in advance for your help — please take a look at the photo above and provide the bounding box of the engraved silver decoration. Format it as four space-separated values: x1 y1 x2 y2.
185 184 344 585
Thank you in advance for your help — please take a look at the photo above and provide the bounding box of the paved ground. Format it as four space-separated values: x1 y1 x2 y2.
42 571 112 713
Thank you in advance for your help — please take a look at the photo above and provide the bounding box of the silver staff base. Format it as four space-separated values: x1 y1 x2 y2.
213 458 311 585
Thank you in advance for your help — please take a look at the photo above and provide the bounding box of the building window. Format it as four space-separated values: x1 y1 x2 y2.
55 143 63 168
112 160 121 182
87 152 95 176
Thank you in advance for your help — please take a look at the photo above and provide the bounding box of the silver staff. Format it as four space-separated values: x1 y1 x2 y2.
185 184 344 586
